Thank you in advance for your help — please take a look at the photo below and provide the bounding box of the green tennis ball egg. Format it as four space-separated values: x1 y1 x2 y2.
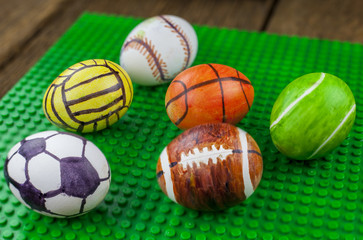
270 72 356 160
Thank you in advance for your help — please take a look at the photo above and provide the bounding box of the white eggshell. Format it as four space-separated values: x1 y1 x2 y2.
6 153 27 184
45 133 84 159
45 194 84 216
120 15 198 86
4 131 111 218
28 152 61 193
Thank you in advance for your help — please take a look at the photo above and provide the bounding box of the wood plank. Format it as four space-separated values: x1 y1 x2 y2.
266 0 363 43
0 0 66 68
86 0 274 30
0 0 274 98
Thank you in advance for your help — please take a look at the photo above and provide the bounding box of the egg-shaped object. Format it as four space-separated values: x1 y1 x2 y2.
156 123 263 211
4 131 111 218
270 72 356 160
120 15 198 86
165 63 254 130
43 59 133 133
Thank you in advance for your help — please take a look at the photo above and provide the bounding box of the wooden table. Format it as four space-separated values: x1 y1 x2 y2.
1 0 363 99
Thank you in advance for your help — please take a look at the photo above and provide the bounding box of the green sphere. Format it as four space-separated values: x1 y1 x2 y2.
270 72 356 160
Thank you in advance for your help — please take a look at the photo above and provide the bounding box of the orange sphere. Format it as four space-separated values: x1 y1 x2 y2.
165 63 254 130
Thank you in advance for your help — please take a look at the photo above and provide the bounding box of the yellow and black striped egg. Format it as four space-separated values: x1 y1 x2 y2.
43 59 133 133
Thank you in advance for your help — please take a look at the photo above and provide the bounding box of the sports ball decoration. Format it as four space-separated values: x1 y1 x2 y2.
4 131 111 218
270 72 356 160
43 59 133 133
156 123 263 211
165 64 254 130
120 15 198 86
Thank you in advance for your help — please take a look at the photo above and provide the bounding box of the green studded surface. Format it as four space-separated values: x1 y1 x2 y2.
0 12 363 240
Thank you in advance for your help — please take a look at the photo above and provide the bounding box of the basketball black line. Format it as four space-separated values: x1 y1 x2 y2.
207 64 226 122
159 15 191 70
93 59 98 65
65 72 115 92
165 77 251 109
80 62 87 66
108 61 133 106
124 38 167 81
236 70 251 110
65 82 122 107
93 122 98 132
170 80 189 126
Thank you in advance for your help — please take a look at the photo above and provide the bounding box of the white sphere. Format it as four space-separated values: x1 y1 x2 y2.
120 15 198 86
4 131 111 218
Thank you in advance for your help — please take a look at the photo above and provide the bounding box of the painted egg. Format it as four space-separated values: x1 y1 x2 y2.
270 72 356 160
120 15 198 86
43 59 133 133
156 123 263 211
4 131 111 218
165 64 254 130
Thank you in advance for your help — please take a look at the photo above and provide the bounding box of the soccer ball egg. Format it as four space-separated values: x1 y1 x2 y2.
4 131 111 218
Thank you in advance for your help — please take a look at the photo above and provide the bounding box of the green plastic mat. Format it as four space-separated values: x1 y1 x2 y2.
1 12 363 240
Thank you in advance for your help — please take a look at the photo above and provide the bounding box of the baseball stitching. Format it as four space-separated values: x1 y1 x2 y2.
123 35 169 83
159 15 192 71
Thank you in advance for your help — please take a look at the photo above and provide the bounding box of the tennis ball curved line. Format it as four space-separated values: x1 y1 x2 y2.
307 103 356 159
270 72 325 130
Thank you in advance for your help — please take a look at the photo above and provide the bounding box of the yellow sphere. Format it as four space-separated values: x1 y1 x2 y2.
43 59 133 133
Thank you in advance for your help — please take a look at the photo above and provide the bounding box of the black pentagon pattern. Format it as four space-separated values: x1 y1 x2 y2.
60 156 100 198
18 138 46 160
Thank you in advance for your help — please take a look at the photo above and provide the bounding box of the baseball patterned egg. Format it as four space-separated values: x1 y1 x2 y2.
156 123 263 211
43 59 133 133
270 72 356 160
165 64 254 130
4 131 111 218
120 15 198 86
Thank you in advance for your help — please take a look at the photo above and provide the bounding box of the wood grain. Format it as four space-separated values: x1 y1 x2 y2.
86 0 274 30
0 0 274 99
267 0 363 43
0 0 66 68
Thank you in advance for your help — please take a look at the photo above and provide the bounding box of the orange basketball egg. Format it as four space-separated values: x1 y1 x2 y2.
165 64 254 130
